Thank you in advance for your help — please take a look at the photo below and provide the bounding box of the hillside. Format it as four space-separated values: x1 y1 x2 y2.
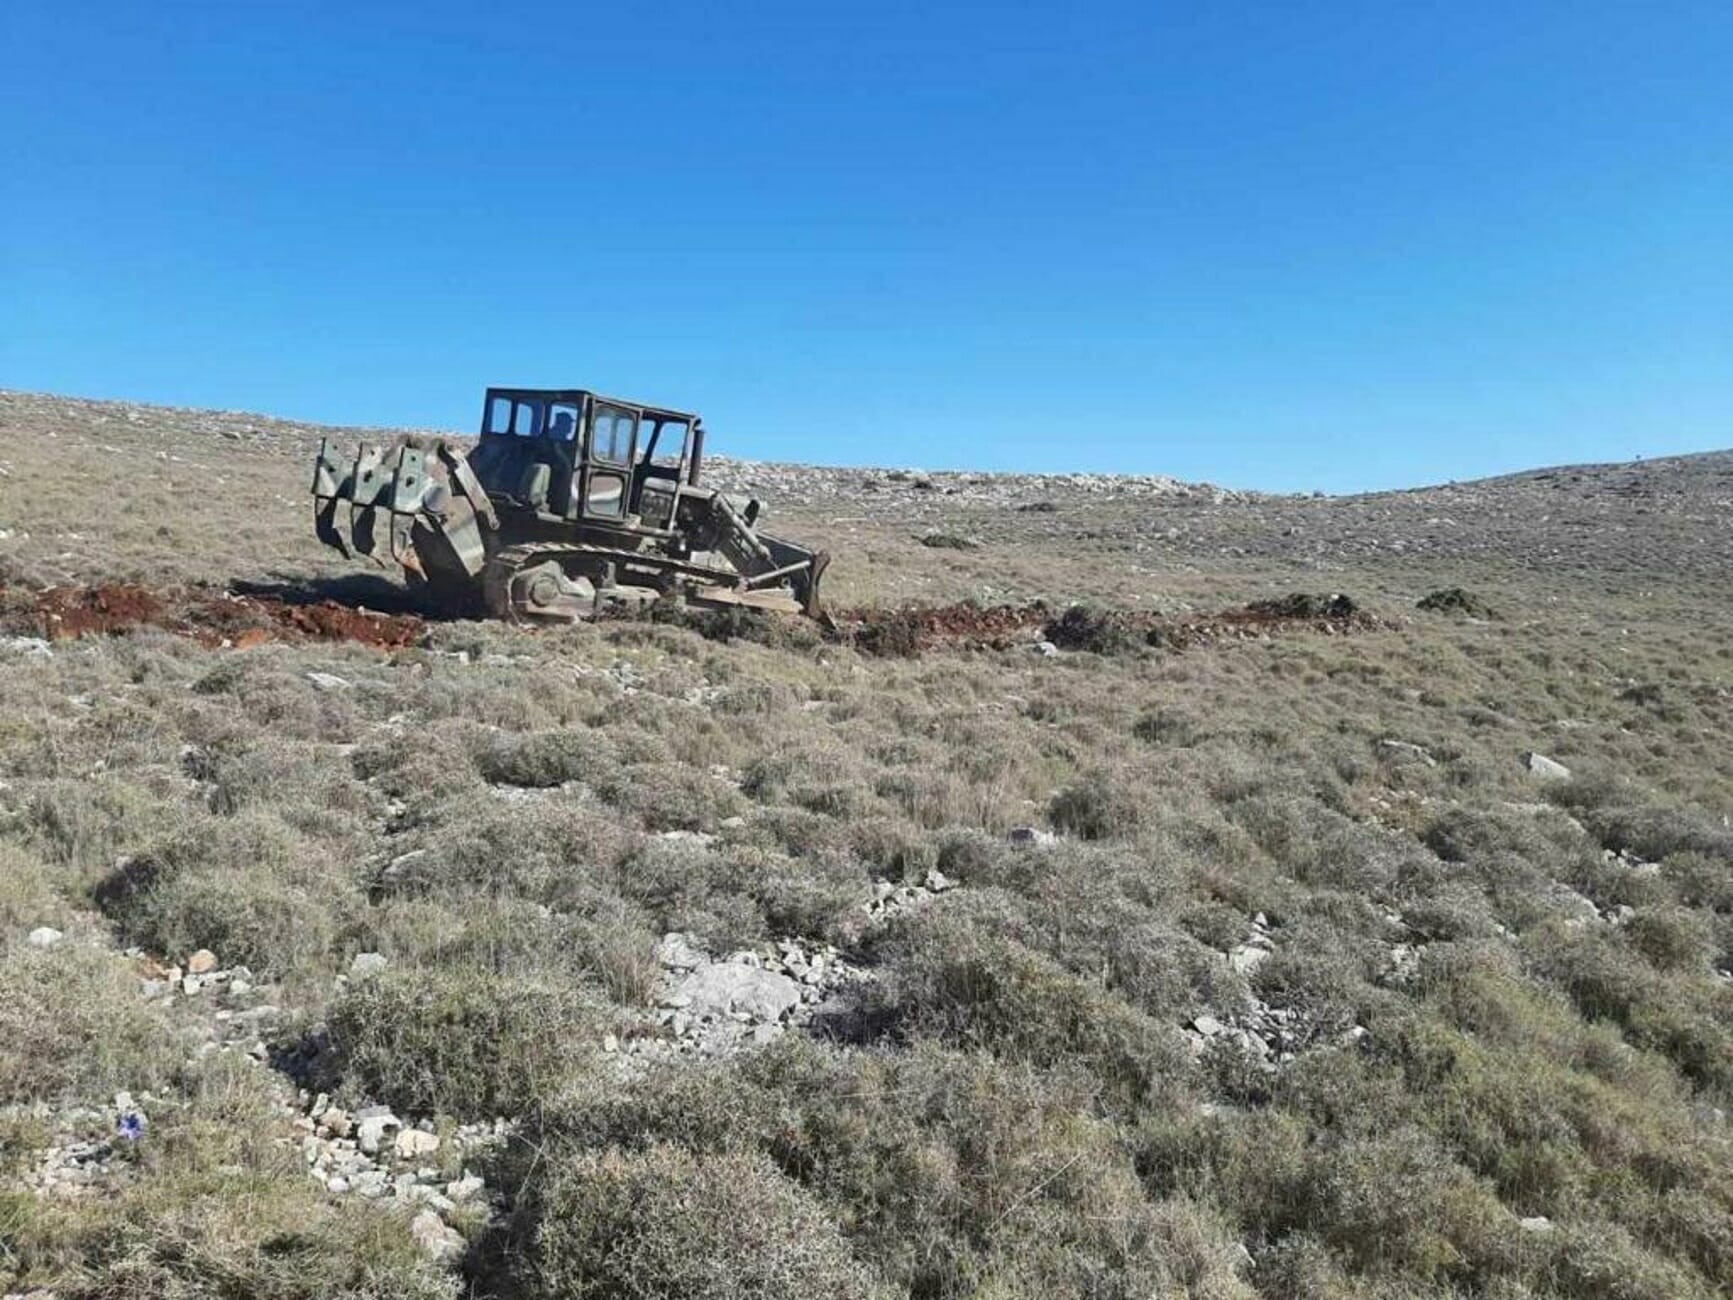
1 389 1730 1299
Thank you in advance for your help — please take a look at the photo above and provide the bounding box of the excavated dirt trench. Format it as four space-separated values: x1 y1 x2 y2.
4 582 428 650
837 593 1382 655
1 581 1383 657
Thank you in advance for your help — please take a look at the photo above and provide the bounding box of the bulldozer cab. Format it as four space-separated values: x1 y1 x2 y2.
471 388 702 530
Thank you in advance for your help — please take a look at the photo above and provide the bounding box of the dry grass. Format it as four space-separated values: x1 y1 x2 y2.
1 392 1731 1297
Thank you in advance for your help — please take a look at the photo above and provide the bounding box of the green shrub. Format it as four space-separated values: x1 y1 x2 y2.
327 966 606 1116
1578 803 1733 865
1132 708 1204 747
378 798 637 908
94 813 346 975
5 1053 456 1298
20 778 178 879
478 729 617 788
1048 771 1143 840
0 844 72 935
363 895 661 1005
1302 1127 1515 1283
875 910 1190 1109
593 761 746 831
1624 905 1714 972
527 1144 880 1300
0 945 180 1105
1546 1219 1715 1300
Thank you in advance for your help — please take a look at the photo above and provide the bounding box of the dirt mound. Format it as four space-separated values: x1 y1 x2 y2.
840 602 1051 656
1417 587 1496 618
841 596 1381 657
1044 604 1141 653
269 601 425 648
1 579 1379 661
35 583 166 638
1244 592 1358 619
1 583 427 651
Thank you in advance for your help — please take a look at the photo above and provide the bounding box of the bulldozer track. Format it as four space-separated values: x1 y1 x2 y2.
480 543 608 623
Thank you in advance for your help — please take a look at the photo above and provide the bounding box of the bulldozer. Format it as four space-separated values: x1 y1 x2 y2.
311 388 829 623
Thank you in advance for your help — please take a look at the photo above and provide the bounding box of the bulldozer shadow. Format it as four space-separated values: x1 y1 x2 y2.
233 572 453 619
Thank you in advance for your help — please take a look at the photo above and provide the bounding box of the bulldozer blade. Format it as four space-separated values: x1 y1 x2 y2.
312 438 356 558
313 495 354 560
799 550 831 620
688 585 804 615
351 504 382 559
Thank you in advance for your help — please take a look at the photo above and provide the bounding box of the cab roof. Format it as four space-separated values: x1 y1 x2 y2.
483 387 700 424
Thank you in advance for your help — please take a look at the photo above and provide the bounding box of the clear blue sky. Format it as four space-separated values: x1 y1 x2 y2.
3 2 1729 491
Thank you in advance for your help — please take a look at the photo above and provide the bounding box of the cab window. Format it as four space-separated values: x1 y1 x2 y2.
586 470 626 517
645 419 690 469
592 404 636 464
548 402 580 442
512 399 545 437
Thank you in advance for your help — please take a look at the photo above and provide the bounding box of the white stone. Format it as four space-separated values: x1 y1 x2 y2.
446 1173 485 1202
672 963 802 1023
26 926 64 949
410 1209 464 1263
0 636 53 658
349 952 389 978
1228 946 1270 976
394 1128 440 1160
1524 751 1571 781
656 932 707 970
1376 739 1436 767
305 671 352 692
357 1113 400 1155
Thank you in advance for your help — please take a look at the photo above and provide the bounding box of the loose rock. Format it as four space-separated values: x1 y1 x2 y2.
409 1208 464 1263
349 951 389 979
1523 751 1571 780
394 1128 440 1160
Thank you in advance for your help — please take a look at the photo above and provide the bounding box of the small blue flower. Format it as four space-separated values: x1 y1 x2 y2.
117 1110 147 1142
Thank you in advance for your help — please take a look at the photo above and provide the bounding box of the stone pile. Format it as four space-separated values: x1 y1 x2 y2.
702 456 1247 510
1225 912 1276 976
294 1091 500 1229
9 1101 125 1197
1182 914 1369 1069
629 931 858 1061
628 869 960 1061
128 948 280 1061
